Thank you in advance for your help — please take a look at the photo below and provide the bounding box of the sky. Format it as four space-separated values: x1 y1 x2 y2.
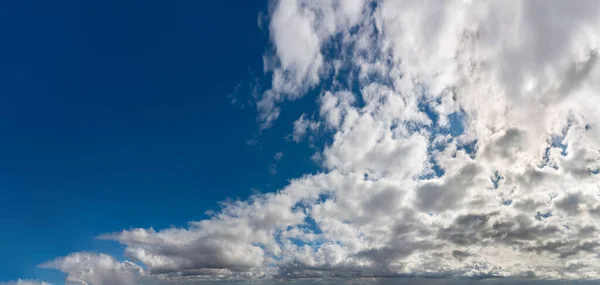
2 0 600 285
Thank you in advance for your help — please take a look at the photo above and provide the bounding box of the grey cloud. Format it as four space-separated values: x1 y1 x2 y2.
578 225 597 237
554 193 585 216
513 198 549 212
416 163 484 212
589 205 600 217
554 51 599 101
525 239 600 259
486 215 560 247
451 250 473 261
361 186 404 216
437 213 496 246
438 212 562 250
482 129 526 162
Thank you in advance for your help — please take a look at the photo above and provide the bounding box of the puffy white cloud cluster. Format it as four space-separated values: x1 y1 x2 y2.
40 252 144 285
39 0 600 283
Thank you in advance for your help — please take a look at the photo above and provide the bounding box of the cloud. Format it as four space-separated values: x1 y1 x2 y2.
40 252 144 285
33 0 600 283
291 114 320 143
274 152 283 161
0 280 51 285
257 0 368 127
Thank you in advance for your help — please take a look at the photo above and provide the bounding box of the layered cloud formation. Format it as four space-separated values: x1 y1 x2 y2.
24 0 600 284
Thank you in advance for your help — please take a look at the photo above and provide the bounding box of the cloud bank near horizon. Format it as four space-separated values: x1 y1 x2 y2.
20 0 600 284
0 280 52 285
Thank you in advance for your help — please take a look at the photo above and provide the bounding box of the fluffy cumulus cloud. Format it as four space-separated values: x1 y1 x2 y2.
40 252 144 285
39 0 600 283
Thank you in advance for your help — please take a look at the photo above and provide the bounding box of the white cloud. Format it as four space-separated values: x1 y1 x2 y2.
0 280 51 285
258 0 368 127
40 252 144 285
34 0 600 283
291 114 320 142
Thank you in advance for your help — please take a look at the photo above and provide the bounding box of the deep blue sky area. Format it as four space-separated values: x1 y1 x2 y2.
0 1 319 282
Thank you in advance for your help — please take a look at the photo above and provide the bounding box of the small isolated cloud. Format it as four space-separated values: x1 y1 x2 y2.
269 152 284 175
291 114 320 143
274 152 283 161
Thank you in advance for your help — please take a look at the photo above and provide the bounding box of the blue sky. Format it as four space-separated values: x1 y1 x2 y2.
0 1 317 283
3 1 600 284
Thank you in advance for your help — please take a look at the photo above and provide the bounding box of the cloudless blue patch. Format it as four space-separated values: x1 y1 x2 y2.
300 216 323 235
432 163 446 177
549 135 568 156
536 211 552 221
287 238 307 247
287 238 324 250
457 139 478 158
316 192 334 204
491 171 502 189
502 200 513 206
447 112 465 137
591 169 600 175
417 98 440 129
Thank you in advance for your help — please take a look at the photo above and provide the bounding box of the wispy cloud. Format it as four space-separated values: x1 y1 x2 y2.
0 280 52 285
